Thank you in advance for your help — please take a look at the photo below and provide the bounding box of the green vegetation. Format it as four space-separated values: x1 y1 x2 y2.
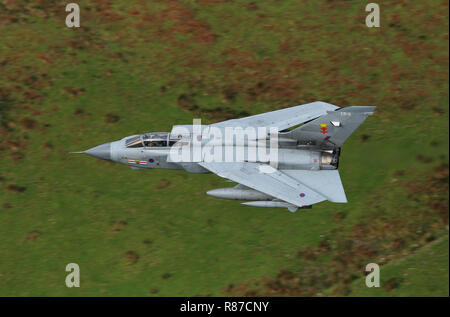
348 235 449 296
0 0 448 296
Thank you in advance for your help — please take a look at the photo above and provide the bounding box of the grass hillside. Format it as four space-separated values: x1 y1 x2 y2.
348 235 449 296
0 0 448 296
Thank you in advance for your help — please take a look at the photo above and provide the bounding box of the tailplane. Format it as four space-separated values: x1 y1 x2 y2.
283 170 347 203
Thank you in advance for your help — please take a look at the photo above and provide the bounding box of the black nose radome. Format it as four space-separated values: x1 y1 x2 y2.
84 142 111 161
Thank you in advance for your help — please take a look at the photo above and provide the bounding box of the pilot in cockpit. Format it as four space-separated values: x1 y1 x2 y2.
125 132 180 148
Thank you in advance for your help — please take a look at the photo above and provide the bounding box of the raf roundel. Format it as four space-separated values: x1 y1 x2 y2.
299 193 306 198
149 158 154 163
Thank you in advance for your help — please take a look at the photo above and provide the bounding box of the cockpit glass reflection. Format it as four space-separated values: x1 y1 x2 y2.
125 136 143 148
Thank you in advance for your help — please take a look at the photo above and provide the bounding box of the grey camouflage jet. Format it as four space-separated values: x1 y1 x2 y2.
78 102 375 212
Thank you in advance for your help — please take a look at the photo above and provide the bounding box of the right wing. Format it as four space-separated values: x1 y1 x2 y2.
199 162 327 207
211 101 339 131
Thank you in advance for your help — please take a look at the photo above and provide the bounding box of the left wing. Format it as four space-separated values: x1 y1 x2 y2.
199 162 327 207
211 101 339 131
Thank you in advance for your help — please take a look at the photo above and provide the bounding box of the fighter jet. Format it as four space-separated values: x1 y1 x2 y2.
78 101 375 212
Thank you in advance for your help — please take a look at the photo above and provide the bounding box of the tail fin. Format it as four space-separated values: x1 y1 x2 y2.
285 106 375 148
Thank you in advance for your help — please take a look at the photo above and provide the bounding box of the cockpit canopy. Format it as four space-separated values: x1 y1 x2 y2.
125 132 181 148
125 135 143 148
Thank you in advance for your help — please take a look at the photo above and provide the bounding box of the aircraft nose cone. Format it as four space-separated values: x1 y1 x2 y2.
85 142 111 161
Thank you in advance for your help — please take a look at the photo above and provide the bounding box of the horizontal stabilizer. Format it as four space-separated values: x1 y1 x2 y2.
199 161 328 207
283 170 347 203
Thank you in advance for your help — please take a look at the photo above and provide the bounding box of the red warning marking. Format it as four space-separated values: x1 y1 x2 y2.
320 127 327 134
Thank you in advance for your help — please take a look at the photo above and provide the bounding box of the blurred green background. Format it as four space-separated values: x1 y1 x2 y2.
0 0 448 296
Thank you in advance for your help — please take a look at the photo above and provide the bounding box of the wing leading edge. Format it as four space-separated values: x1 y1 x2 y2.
212 101 339 131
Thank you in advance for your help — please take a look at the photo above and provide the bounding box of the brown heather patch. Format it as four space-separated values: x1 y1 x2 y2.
111 220 128 233
26 230 42 241
1 137 26 152
149 288 159 294
104 113 120 123
243 2 259 11
393 170 405 177
155 179 171 190
432 107 445 115
221 85 238 104
94 0 124 23
177 94 196 111
73 108 84 117
227 164 449 296
6 184 26 193
73 108 90 118
0 131 28 162
9 151 24 161
124 251 139 264
42 142 53 152
360 134 370 143
332 211 346 223
200 0 233 5
297 246 317 262
160 2 216 45
143 239 153 246
132 1 216 46
26 230 41 241
64 87 86 98
416 154 433 164
19 117 37 130
383 277 404 292
3 203 13 209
